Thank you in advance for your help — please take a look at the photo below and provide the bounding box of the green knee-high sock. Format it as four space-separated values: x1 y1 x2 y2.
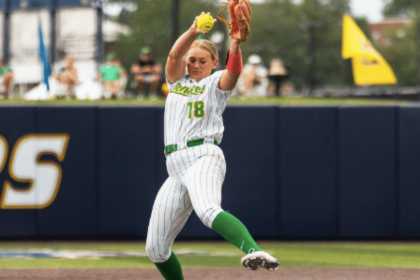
212 211 261 254
154 251 184 280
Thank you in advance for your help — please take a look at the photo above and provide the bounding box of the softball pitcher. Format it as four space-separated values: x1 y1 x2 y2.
146 10 279 280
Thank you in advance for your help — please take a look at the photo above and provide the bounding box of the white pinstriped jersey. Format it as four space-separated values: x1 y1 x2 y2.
164 70 233 147
147 70 232 263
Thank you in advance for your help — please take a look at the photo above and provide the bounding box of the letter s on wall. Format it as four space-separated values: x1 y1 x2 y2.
0 134 70 209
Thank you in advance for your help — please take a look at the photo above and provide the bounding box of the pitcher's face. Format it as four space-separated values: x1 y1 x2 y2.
187 48 218 82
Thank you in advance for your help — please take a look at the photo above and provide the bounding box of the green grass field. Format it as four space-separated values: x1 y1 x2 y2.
0 241 420 269
0 96 407 106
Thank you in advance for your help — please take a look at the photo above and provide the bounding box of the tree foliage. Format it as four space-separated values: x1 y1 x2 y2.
383 0 419 17
376 20 417 86
242 0 353 86
379 34 416 86
114 0 371 87
379 0 419 86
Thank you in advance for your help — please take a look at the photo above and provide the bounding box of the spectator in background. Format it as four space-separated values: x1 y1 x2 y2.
238 54 268 98
98 54 126 99
0 59 14 98
52 56 78 99
114 58 127 98
268 58 289 97
130 46 162 100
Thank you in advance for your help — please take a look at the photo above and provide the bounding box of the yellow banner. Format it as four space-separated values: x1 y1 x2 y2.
342 14 397 85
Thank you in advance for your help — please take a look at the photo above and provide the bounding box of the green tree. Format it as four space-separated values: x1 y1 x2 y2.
114 0 171 69
114 0 368 88
241 0 351 87
383 0 419 17
381 0 418 86
376 22 417 86
114 0 219 71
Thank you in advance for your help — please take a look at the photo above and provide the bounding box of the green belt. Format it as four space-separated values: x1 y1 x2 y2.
165 139 218 155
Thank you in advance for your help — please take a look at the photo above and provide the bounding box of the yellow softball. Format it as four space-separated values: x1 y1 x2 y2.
197 14 214 32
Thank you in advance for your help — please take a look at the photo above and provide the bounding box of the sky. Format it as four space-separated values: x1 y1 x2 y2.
350 0 385 22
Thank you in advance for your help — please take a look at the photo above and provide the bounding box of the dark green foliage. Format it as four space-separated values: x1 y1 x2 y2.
240 0 352 86
383 0 419 17
376 22 417 86
377 0 419 86
114 0 171 68
114 0 219 71
113 0 381 87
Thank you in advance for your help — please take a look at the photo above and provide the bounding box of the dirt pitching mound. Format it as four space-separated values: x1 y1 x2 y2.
0 268 420 279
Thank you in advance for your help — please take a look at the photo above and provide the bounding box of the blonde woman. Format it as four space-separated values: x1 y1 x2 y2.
146 13 279 280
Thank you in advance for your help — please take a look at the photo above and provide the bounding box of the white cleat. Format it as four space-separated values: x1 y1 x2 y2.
241 251 279 271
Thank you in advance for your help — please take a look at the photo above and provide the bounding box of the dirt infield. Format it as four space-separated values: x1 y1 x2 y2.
1 268 420 280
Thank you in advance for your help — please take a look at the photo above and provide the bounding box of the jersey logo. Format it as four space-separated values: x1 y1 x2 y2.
171 83 206 97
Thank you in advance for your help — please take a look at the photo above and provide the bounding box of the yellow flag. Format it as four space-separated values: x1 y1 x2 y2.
342 14 397 85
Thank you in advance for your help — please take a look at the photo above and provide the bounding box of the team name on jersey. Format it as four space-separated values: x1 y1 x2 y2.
171 83 206 97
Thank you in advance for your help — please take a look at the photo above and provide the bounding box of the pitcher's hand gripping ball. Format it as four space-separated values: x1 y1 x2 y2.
197 14 215 31
217 0 252 42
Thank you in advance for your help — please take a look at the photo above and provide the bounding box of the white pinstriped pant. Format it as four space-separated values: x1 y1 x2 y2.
146 144 226 263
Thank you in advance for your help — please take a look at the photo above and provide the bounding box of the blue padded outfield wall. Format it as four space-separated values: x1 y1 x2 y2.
0 105 419 239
